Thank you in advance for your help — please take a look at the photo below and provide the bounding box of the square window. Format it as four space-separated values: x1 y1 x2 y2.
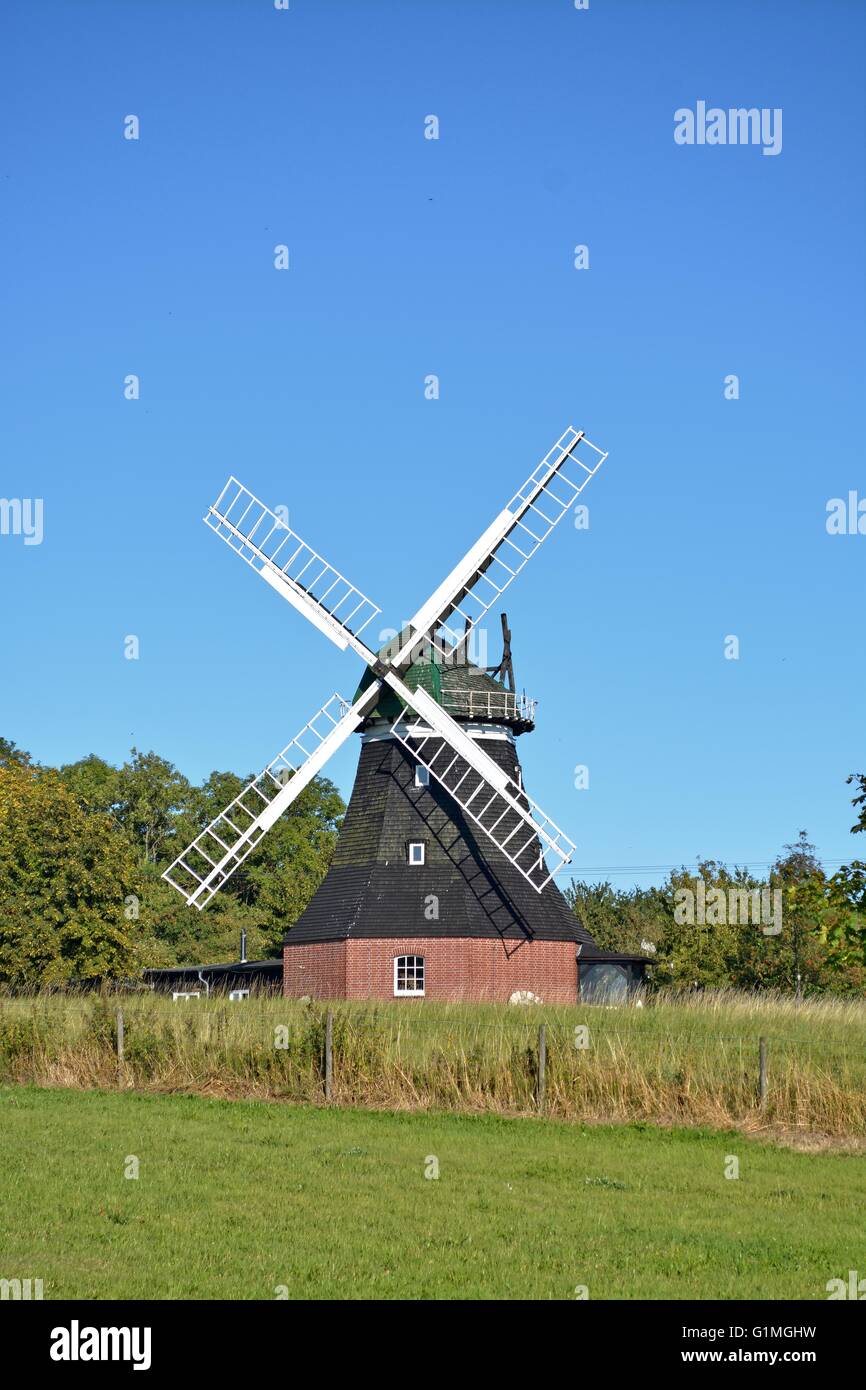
394 955 425 996
408 842 425 866
414 765 430 788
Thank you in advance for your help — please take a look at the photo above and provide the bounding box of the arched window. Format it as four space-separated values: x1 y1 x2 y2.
394 955 425 996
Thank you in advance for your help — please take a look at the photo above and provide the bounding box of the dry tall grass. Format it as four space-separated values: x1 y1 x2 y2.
1 988 864 1139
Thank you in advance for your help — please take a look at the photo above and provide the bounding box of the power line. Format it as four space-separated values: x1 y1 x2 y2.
562 858 854 878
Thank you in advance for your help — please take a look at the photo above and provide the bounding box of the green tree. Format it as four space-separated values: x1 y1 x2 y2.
847 773 866 834
247 776 344 952
59 754 121 815
661 861 752 989
564 880 671 959
0 738 32 769
822 863 866 985
162 769 250 898
0 763 142 986
132 862 268 969
769 832 825 992
115 749 193 863
150 766 345 963
819 777 866 988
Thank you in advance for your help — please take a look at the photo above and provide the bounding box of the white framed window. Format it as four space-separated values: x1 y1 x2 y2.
414 764 430 788
394 955 425 996
408 841 425 866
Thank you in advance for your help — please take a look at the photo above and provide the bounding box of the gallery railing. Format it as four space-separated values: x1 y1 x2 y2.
439 688 537 724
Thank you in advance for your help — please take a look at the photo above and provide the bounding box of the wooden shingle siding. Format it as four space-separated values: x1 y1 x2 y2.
285 736 595 949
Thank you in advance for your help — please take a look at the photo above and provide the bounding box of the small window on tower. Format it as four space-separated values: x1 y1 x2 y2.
414 765 430 788
408 842 425 866
394 955 425 996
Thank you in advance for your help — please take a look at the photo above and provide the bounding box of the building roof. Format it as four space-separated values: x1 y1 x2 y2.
285 734 595 947
143 959 282 985
353 648 536 733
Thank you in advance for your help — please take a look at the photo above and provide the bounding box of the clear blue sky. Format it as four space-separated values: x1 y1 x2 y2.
1 0 864 888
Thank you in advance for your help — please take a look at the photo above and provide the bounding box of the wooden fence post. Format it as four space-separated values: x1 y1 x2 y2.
116 1007 125 1085
537 1023 546 1112
758 1036 768 1108
325 1008 333 1102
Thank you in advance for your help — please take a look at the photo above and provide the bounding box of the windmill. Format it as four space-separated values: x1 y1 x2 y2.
162 426 648 1002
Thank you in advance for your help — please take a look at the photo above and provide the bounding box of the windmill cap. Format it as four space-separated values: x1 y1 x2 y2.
353 654 535 733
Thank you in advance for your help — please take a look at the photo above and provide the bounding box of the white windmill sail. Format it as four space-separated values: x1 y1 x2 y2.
162 423 604 909
392 426 606 666
388 682 575 891
205 477 381 656
162 688 380 909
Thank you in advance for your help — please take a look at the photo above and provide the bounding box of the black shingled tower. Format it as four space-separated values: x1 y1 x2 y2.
285 622 601 955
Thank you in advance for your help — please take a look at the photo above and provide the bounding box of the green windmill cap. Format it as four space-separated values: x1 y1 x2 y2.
352 627 532 729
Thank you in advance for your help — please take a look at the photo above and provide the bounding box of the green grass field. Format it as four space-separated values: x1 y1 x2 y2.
2 1085 864 1299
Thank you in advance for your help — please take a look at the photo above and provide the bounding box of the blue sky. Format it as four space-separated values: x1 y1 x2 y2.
1 0 863 888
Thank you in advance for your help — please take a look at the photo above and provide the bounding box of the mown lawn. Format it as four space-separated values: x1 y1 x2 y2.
1 1086 863 1300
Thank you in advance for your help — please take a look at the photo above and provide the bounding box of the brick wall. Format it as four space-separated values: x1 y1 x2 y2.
282 940 346 998
283 936 577 1004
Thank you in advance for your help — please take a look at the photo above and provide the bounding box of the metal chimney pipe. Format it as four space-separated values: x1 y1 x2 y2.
240 929 247 964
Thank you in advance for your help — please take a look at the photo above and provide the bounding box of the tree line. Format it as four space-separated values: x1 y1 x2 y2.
0 735 863 994
0 737 343 986
565 781 866 995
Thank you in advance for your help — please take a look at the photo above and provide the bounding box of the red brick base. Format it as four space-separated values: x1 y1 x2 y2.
283 936 578 1004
